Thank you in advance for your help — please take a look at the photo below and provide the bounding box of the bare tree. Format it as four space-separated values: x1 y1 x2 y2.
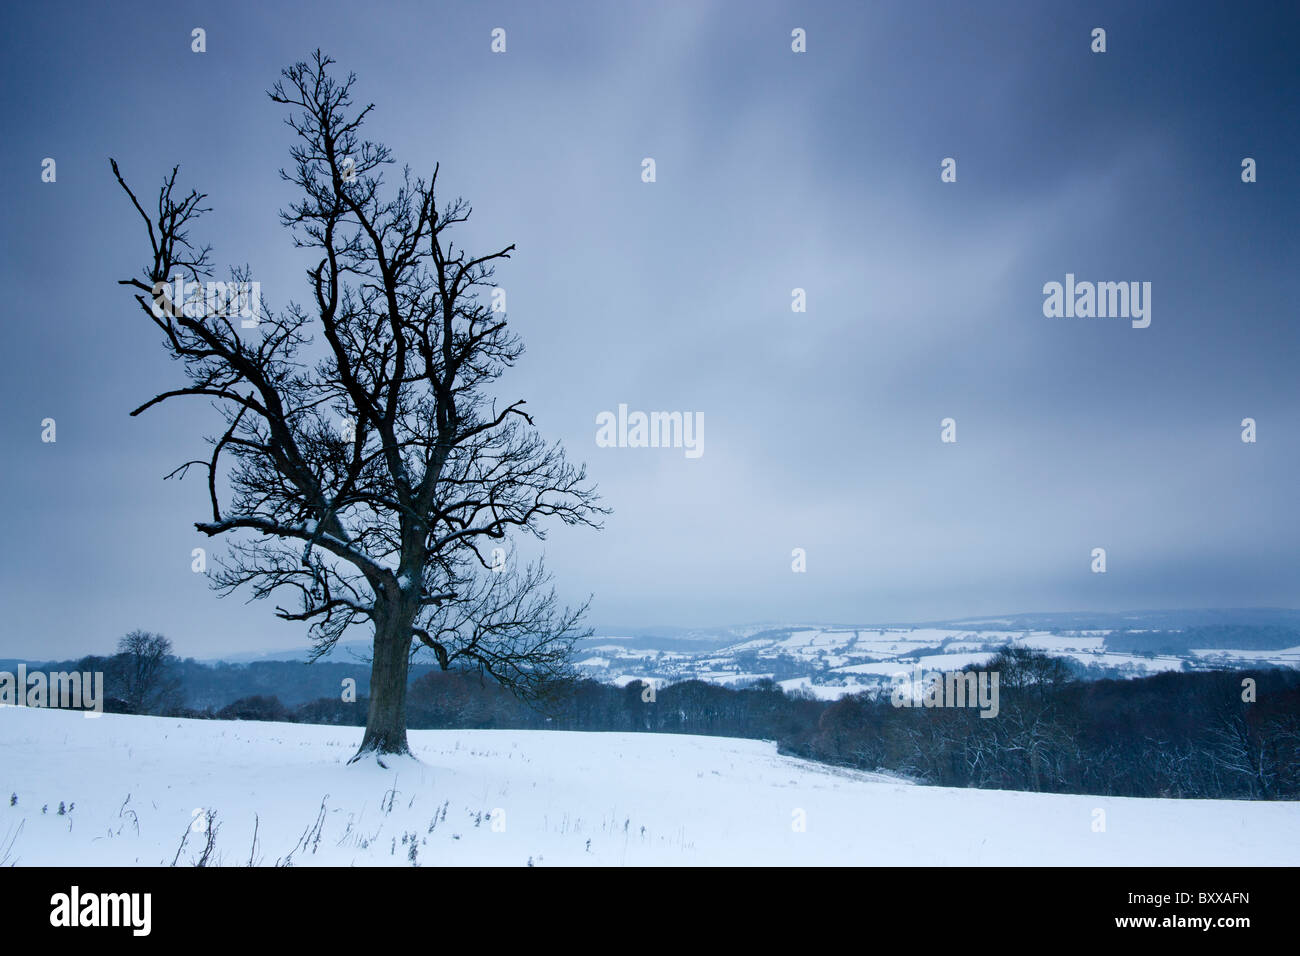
112 52 604 763
115 630 179 715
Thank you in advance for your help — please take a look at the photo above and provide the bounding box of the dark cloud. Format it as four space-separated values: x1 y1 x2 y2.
2 0 1296 657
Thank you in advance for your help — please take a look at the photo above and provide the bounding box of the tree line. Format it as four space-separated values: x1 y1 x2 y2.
798 646 1300 800
40 636 1300 800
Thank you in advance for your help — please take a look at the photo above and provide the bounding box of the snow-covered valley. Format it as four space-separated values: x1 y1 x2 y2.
576 625 1300 701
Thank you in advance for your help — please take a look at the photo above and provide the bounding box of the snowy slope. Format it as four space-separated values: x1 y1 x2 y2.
2 707 1296 866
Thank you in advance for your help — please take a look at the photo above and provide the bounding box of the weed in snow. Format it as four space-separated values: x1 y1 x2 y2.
0 820 22 866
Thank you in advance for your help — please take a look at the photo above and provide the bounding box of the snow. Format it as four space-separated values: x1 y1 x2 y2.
696 672 776 686
586 645 662 659
7 707 1292 866
575 625 1300 702
778 677 878 700
914 652 1000 671
1019 633 1107 652
833 661 920 676
1063 652 1185 673
607 674 667 689
1192 646 1300 665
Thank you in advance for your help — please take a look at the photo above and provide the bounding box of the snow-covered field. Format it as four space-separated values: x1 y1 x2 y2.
3 706 1297 866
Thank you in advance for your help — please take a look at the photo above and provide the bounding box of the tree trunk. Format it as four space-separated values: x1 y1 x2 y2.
352 603 416 764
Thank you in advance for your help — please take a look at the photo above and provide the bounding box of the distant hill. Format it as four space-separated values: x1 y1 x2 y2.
14 609 1297 710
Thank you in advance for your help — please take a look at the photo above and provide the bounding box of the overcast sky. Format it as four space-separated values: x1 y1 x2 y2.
2 0 1297 659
